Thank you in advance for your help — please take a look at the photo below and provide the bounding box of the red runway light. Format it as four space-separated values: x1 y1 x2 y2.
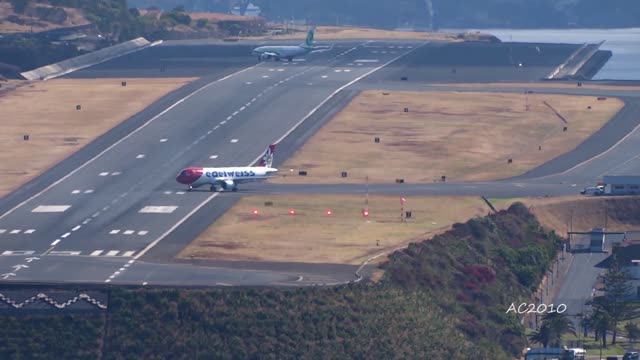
252 209 258 214
326 209 332 215
363 210 369 217
289 209 295 215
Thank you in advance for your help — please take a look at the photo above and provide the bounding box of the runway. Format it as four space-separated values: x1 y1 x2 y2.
0 40 426 286
1 39 639 286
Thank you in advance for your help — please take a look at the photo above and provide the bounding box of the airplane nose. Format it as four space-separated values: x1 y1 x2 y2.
176 168 203 184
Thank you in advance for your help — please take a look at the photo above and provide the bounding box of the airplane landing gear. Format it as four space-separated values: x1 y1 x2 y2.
187 185 193 192
287 57 292 62
231 187 238 192
210 185 217 192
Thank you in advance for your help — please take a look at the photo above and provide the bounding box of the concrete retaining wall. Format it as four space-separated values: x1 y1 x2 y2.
20 37 155 81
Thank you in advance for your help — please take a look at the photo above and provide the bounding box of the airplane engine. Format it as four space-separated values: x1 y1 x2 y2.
259 53 271 61
216 179 235 191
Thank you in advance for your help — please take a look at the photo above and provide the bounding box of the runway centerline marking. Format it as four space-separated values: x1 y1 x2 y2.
91 250 103 256
31 205 71 213
160 138 168 142
124 230 134 235
109 230 120 234
209 155 218 159
61 232 71 238
9 229 20 234
230 139 239 143
51 239 60 246
136 154 145 159
106 250 119 256
71 225 81 231
0 63 259 221
139 206 178 214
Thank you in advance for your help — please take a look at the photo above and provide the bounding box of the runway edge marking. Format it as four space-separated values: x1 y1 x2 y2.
0 63 259 221
132 42 425 263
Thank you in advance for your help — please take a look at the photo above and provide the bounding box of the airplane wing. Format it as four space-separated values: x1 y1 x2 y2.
310 44 333 53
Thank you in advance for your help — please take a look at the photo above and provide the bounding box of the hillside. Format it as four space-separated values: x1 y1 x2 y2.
128 0 640 29
0 1 90 33
0 203 562 359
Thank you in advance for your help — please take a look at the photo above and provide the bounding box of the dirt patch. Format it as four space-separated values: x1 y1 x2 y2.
430 82 640 92
488 195 640 235
0 77 196 198
178 195 490 265
247 25 465 42
270 90 623 184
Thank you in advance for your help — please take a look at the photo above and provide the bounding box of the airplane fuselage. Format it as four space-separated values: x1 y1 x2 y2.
176 166 278 191
253 45 311 61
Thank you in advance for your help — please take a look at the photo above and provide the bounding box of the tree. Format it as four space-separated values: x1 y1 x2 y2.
10 0 30 14
626 322 640 345
529 322 553 348
542 312 576 347
596 256 636 345
589 307 611 348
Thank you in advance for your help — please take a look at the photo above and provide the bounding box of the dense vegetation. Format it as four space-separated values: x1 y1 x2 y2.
0 315 104 359
0 203 564 359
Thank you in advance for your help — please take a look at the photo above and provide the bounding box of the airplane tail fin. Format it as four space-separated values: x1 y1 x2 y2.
300 27 315 48
258 144 276 167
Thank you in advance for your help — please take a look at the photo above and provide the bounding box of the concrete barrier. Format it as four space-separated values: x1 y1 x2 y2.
20 37 157 81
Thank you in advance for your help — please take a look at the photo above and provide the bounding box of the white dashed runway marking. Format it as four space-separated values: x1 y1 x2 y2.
109 229 120 234
0 230 5 234
124 230 134 235
136 154 145 159
230 139 238 143
209 155 218 159
1 251 35 256
91 250 103 256
123 251 136 257
106 250 120 256
51 239 60 246
49 251 81 256
139 206 178 214
138 230 148 235
9 230 20 234
24 229 35 234
32 205 70 213
160 138 168 142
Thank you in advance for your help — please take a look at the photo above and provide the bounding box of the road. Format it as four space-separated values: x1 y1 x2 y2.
1 39 639 286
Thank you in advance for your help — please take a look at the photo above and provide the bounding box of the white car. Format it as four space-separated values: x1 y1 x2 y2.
580 185 605 195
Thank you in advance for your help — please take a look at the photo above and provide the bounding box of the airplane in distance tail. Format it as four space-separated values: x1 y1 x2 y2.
252 27 333 62
176 144 278 192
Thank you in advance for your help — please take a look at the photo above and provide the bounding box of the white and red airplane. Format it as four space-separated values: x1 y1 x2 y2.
176 144 278 192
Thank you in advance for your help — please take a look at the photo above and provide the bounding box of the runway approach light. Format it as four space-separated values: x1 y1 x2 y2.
326 209 332 216
362 209 369 217
252 209 259 215
289 209 295 215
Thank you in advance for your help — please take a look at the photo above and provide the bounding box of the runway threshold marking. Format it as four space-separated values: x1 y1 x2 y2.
1 251 35 256
31 205 70 213
139 206 178 213
0 63 260 221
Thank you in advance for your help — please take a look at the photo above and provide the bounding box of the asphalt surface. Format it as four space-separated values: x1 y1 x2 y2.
0 40 425 286
1 39 639 287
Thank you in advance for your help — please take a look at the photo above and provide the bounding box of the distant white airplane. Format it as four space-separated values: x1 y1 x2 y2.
252 27 332 62
176 144 278 192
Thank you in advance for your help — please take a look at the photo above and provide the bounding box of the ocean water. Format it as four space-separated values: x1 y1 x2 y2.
445 28 640 80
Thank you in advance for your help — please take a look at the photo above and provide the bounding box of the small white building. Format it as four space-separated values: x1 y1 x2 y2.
603 175 640 195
